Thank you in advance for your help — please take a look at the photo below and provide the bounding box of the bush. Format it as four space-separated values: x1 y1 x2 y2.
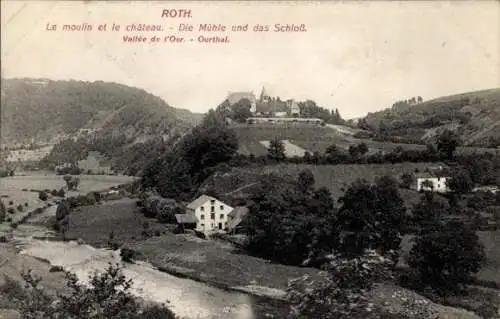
51 189 58 196
16 265 176 318
56 188 66 197
8 200 13 205
287 251 397 318
24 202 28 207
38 191 48 201
16 204 23 212
7 207 15 214
120 248 136 263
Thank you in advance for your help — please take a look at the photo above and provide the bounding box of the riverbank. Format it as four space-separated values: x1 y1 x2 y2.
3 199 293 318
63 198 321 295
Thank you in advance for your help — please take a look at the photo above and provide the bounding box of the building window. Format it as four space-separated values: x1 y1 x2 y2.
225 222 228 227
200 206 204 212
220 205 224 210
210 200 215 204
220 214 224 219
211 206 215 212
201 214 204 220
211 213 215 220
201 223 204 227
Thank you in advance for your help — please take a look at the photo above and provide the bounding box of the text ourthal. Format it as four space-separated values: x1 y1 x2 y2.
273 24 307 32
197 35 230 43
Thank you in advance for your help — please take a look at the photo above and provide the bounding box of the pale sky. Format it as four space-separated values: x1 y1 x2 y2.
2 1 499 118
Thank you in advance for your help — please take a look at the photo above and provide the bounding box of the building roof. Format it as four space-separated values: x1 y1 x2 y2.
227 206 249 231
227 92 256 105
187 194 219 210
175 214 198 224
416 173 448 179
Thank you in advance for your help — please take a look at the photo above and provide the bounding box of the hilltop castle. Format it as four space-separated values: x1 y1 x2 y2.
226 86 300 117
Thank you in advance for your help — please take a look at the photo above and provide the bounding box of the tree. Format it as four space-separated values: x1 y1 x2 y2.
38 191 48 201
337 176 406 260
411 192 450 232
63 175 80 191
141 109 238 201
436 130 460 160
231 99 253 123
16 264 177 318
297 169 315 193
447 169 474 195
267 138 286 161
0 200 5 222
325 144 346 163
244 174 338 266
409 221 486 294
357 143 369 156
400 172 416 189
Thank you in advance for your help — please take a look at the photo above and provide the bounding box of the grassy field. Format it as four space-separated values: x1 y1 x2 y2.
0 173 136 226
231 123 498 157
65 199 319 291
244 162 440 200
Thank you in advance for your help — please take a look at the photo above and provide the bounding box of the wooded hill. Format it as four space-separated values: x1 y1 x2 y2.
1 78 203 147
359 88 500 147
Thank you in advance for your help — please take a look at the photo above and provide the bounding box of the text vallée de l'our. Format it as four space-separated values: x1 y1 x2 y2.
180 23 307 32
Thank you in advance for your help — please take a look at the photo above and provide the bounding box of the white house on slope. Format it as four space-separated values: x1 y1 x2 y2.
185 195 234 233
416 173 449 193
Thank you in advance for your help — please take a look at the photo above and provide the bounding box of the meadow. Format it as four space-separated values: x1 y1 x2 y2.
232 123 498 157
242 162 440 200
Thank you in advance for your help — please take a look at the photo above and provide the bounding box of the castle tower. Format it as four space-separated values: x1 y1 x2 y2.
259 86 271 103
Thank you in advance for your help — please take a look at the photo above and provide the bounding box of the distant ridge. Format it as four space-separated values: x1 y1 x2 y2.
0 78 203 147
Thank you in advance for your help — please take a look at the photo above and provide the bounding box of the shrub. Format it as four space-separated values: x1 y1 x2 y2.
287 251 396 318
56 188 66 197
38 191 48 201
24 202 28 207
56 200 71 221
51 189 58 196
49 266 64 272
7 207 15 214
16 265 176 318
16 204 23 212
8 200 13 205
120 248 136 263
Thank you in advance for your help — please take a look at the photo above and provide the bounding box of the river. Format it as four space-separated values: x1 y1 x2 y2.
10 206 290 319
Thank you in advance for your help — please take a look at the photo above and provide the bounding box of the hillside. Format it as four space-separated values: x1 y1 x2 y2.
360 88 500 147
0 78 203 147
230 122 497 158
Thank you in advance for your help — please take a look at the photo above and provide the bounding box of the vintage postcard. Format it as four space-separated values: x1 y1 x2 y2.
1 1 500 318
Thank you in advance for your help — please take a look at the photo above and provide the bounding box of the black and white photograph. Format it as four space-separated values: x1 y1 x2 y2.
1 1 500 318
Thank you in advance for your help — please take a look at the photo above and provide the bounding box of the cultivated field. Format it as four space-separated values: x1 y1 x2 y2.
5 145 54 162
